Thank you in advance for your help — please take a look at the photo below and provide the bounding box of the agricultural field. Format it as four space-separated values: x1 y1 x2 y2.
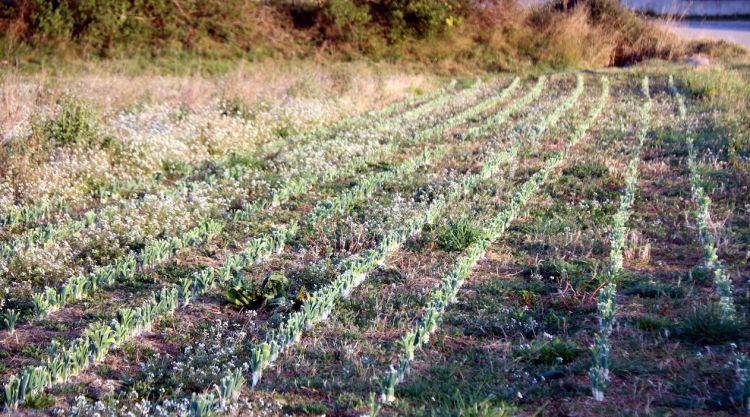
1 63 750 417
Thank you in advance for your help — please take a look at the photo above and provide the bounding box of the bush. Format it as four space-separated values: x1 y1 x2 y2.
1 0 728 70
324 0 371 42
383 0 462 41
4 0 255 56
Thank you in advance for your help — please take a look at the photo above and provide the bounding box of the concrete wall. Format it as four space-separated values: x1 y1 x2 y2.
621 0 750 16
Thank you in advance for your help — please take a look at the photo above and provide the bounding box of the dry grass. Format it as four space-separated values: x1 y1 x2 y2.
0 60 433 142
347 0 694 73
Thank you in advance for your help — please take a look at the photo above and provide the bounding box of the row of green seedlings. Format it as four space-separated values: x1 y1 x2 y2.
668 75 737 320
1 142 445 412
0 78 459 232
241 80 494 220
0 203 116 262
2 143 392 332
264 79 460 154
667 75 748 412
183 143 455 416
305 77 521 225
589 76 652 402
178 76 554 417
0 79 463 259
0 79 491 333
404 77 521 144
0 79 517 411
1 221 298 411
0 79 456 230
372 75 607 410
0 78 474 269
243 75 563 390
457 75 570 140
70 140 452 416
0 199 63 228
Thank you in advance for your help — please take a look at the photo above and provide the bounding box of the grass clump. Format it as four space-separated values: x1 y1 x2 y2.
433 216 481 252
677 67 750 111
562 162 609 179
677 303 744 345
22 393 55 410
512 338 583 366
632 315 671 333
429 391 514 417
623 280 684 299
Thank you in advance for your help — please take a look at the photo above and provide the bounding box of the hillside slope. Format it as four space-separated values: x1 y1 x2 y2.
1 0 744 73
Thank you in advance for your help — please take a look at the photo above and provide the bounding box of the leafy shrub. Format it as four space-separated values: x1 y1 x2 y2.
324 0 371 41
384 0 462 41
0 0 705 70
7 0 254 56
227 272 288 309
226 272 307 310
29 0 74 41
42 97 99 147
285 0 462 45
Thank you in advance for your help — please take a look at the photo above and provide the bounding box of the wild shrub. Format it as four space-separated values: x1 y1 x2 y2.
383 0 462 41
324 0 371 42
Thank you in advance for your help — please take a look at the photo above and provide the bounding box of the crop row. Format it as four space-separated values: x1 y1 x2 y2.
372 75 607 410
668 76 737 321
589 76 652 402
1 219 296 411
0 79 499 331
669 75 749 410
0 79 459 232
0 79 459 249
0 78 521 410
243 74 580 396
164 77 567 416
244 75 559 386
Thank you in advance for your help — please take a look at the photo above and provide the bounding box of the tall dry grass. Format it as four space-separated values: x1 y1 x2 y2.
463 0 685 70
0 60 433 142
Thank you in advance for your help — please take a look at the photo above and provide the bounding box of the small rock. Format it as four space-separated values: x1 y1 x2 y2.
684 54 711 67
88 379 116 399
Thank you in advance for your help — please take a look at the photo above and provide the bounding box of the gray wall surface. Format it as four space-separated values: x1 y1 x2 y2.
621 1 750 16
519 1 750 16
